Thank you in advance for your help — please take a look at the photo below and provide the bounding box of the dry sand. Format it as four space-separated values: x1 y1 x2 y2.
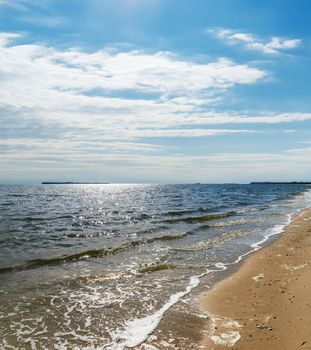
200 208 311 350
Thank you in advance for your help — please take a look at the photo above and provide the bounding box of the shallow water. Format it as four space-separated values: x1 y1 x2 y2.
0 184 310 349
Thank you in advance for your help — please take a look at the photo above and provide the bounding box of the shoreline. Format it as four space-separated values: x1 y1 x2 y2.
1 186 310 349
199 207 311 349
116 209 308 350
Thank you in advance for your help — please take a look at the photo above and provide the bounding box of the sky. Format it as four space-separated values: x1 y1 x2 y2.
0 0 311 184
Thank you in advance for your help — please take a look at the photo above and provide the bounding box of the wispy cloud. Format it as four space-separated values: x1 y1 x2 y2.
1 33 310 182
1 144 311 183
0 31 310 143
131 129 255 138
0 0 16 6
0 32 21 45
0 32 309 142
20 15 67 28
0 0 29 10
208 28 301 55
0 33 266 142
185 112 311 125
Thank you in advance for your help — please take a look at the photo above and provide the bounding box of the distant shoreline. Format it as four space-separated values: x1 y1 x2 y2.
41 182 109 185
40 182 311 185
250 182 311 185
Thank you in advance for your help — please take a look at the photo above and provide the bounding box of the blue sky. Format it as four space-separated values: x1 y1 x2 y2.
1 0 311 183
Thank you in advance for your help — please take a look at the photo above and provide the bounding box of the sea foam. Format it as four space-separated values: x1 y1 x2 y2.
100 273 208 350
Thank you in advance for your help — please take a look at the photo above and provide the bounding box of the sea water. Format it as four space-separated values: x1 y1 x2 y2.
0 184 310 349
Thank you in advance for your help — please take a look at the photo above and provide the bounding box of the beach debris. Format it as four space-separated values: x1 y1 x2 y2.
256 324 272 331
296 341 308 349
282 264 307 271
209 316 242 347
211 331 241 347
252 273 264 283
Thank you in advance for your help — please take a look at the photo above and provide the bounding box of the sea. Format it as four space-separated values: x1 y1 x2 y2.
1 183 311 349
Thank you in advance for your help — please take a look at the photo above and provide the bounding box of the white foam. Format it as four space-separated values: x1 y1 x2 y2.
211 331 241 347
207 210 298 275
99 272 209 350
214 262 227 270
206 314 242 347
100 189 311 350
228 212 294 267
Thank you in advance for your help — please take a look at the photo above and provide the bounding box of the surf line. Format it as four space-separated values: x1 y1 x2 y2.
100 206 306 350
99 270 212 350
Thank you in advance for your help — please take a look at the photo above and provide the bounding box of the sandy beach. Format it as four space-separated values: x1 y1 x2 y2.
200 208 311 350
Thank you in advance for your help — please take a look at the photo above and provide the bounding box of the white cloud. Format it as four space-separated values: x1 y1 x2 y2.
0 30 308 141
0 0 28 10
1 145 311 183
267 37 301 50
285 146 311 154
185 112 311 125
20 15 67 27
0 32 21 46
1 33 310 182
131 128 255 138
230 33 253 43
0 33 266 141
0 0 14 5
209 28 301 55
0 43 266 105
282 129 296 133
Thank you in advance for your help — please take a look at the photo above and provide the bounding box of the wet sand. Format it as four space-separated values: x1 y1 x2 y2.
200 208 311 350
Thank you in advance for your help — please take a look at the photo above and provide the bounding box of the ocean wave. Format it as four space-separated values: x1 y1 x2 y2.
235 206 269 214
101 273 208 350
209 217 259 228
164 207 209 216
151 231 191 241
0 230 193 274
138 262 208 274
173 229 252 252
164 211 236 224
0 240 142 274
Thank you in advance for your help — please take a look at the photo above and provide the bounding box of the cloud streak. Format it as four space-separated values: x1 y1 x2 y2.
209 28 301 55
0 36 266 107
1 143 311 183
0 0 29 10
1 32 310 182
0 32 266 142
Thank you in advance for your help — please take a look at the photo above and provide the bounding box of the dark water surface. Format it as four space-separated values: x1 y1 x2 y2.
0 184 310 349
